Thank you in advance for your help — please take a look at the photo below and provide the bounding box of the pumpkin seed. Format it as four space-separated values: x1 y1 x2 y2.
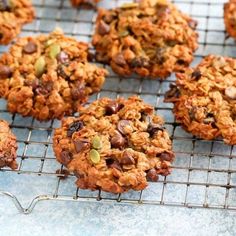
34 56 46 77
92 136 102 149
49 43 61 59
89 149 100 164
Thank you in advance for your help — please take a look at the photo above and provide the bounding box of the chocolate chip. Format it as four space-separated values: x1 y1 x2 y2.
56 51 69 64
60 150 73 165
23 41 37 54
106 158 122 171
188 19 197 29
0 0 10 11
120 151 135 165
158 151 174 162
164 83 180 102
147 168 159 182
176 59 186 65
117 120 131 135
35 87 50 96
57 64 69 79
56 169 70 180
0 65 12 79
111 132 126 149
74 140 90 153
71 86 85 100
191 70 201 80
113 53 126 66
105 102 124 115
24 78 39 89
130 57 149 68
147 123 165 137
67 121 84 137
98 20 110 35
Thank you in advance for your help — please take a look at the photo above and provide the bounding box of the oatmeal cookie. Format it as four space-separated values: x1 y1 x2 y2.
0 120 17 169
224 0 236 40
165 55 236 145
0 29 108 121
92 0 198 79
53 96 174 193
0 0 35 45
70 0 100 7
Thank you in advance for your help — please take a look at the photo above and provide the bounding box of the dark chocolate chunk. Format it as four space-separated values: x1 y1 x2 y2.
74 140 90 153
105 102 124 115
110 133 126 149
191 70 201 80
60 150 73 165
117 120 131 135
67 121 84 137
158 151 174 162
0 65 12 79
130 57 149 68
113 53 126 66
120 151 135 165
57 51 69 64
147 123 165 137
98 20 110 35
164 83 180 102
146 168 159 182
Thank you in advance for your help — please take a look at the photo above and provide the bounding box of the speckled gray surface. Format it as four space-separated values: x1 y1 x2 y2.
1 0 236 235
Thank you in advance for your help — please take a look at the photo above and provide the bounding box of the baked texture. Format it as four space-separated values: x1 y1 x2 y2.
0 29 108 121
53 96 174 193
0 119 17 169
224 0 236 40
92 0 198 79
0 0 35 45
70 0 100 7
165 55 236 145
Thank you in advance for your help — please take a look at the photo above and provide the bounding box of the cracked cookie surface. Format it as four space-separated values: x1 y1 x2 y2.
0 0 35 45
0 119 17 169
165 55 236 145
0 29 108 121
224 0 236 40
53 96 174 193
92 0 198 79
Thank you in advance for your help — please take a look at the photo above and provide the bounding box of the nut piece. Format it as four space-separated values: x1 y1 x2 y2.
34 56 46 77
225 86 236 99
89 149 100 164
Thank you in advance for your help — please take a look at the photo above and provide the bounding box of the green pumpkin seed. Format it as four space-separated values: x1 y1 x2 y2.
89 149 100 164
49 43 61 59
118 30 129 37
92 136 102 149
34 56 46 77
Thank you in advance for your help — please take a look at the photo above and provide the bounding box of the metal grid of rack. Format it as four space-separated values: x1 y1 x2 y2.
1 0 236 214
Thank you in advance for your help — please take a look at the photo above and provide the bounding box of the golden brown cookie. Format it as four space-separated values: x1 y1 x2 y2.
53 96 174 193
165 55 236 145
224 0 236 40
0 119 18 169
0 0 35 45
92 0 198 79
0 29 108 121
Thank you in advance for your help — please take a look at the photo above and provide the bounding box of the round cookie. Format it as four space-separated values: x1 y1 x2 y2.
70 0 100 7
165 55 236 145
0 29 108 121
92 0 198 79
0 0 35 45
0 119 18 169
224 0 236 40
53 96 174 193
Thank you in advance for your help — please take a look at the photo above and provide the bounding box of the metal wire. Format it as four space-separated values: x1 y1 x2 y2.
1 0 236 214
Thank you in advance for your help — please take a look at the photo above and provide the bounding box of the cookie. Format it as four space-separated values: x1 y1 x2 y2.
0 119 18 169
0 29 108 121
224 0 236 40
70 0 100 7
0 0 35 45
165 55 236 145
92 0 198 79
53 96 174 193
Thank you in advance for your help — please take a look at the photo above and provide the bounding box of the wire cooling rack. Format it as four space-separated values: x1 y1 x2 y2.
1 0 236 214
